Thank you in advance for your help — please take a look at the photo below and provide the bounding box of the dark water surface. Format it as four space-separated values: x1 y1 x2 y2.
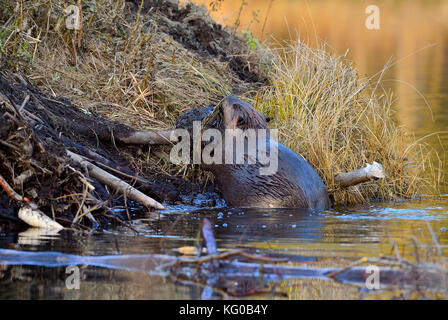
1 0 448 299
1 199 447 299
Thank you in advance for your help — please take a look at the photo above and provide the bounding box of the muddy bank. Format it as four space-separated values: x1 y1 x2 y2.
0 71 220 230
126 0 267 84
0 0 269 231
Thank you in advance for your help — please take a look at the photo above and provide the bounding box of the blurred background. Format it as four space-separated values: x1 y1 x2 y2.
192 0 448 160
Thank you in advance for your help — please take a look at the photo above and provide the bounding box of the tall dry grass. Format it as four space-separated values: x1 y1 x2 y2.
254 40 442 205
0 0 260 180
0 0 254 130
0 0 442 204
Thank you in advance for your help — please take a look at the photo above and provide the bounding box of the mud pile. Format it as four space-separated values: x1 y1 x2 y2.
0 0 267 230
0 72 218 231
127 0 266 83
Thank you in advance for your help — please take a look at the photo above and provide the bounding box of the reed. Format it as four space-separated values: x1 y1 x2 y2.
0 0 441 204
254 41 442 204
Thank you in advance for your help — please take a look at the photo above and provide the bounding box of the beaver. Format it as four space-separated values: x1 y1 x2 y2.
176 95 331 210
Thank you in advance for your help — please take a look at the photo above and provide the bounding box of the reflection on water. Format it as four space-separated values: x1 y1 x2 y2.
17 228 62 246
0 264 202 300
1 0 448 300
1 198 447 299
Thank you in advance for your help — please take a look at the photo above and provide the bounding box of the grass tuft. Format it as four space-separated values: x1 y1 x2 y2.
254 40 442 205
0 0 442 205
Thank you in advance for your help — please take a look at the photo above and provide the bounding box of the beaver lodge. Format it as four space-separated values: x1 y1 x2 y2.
0 0 442 231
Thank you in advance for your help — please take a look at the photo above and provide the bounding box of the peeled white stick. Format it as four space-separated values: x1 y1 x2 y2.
334 162 386 188
18 205 64 231
66 150 166 210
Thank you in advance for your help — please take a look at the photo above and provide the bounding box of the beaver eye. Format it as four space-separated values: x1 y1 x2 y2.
237 117 245 126
265 116 271 123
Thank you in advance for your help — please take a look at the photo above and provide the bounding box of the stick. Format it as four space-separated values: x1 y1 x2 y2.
66 150 166 210
18 205 64 230
201 218 217 255
334 161 385 188
118 130 175 145
0 173 30 203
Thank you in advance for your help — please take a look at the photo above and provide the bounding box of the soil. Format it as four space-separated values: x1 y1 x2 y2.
0 0 264 230
126 0 267 84
0 71 219 230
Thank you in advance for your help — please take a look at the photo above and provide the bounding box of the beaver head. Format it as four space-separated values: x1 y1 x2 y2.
221 95 270 131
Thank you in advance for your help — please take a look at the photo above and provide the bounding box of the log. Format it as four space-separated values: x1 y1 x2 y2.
334 161 385 188
66 150 167 210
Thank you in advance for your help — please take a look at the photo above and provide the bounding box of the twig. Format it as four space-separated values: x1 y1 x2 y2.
66 150 166 210
55 217 90 231
0 173 30 203
17 94 30 114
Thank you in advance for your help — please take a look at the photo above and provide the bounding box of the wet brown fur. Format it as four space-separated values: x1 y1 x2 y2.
205 95 331 210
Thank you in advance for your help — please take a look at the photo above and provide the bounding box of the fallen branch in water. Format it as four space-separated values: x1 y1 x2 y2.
167 249 288 268
66 150 167 210
18 205 64 230
334 161 385 188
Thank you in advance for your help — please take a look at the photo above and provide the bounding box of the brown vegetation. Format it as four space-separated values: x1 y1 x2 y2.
0 0 442 230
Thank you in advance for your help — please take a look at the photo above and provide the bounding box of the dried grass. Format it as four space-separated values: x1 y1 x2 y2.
0 0 442 205
254 41 442 204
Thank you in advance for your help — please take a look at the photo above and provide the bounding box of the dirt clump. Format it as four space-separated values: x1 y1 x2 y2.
0 72 219 231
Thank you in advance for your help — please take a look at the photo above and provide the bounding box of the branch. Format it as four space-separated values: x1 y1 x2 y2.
18 204 64 230
66 150 167 210
334 161 385 188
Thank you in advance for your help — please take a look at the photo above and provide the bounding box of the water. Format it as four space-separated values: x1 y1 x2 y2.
1 199 447 299
1 0 448 299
